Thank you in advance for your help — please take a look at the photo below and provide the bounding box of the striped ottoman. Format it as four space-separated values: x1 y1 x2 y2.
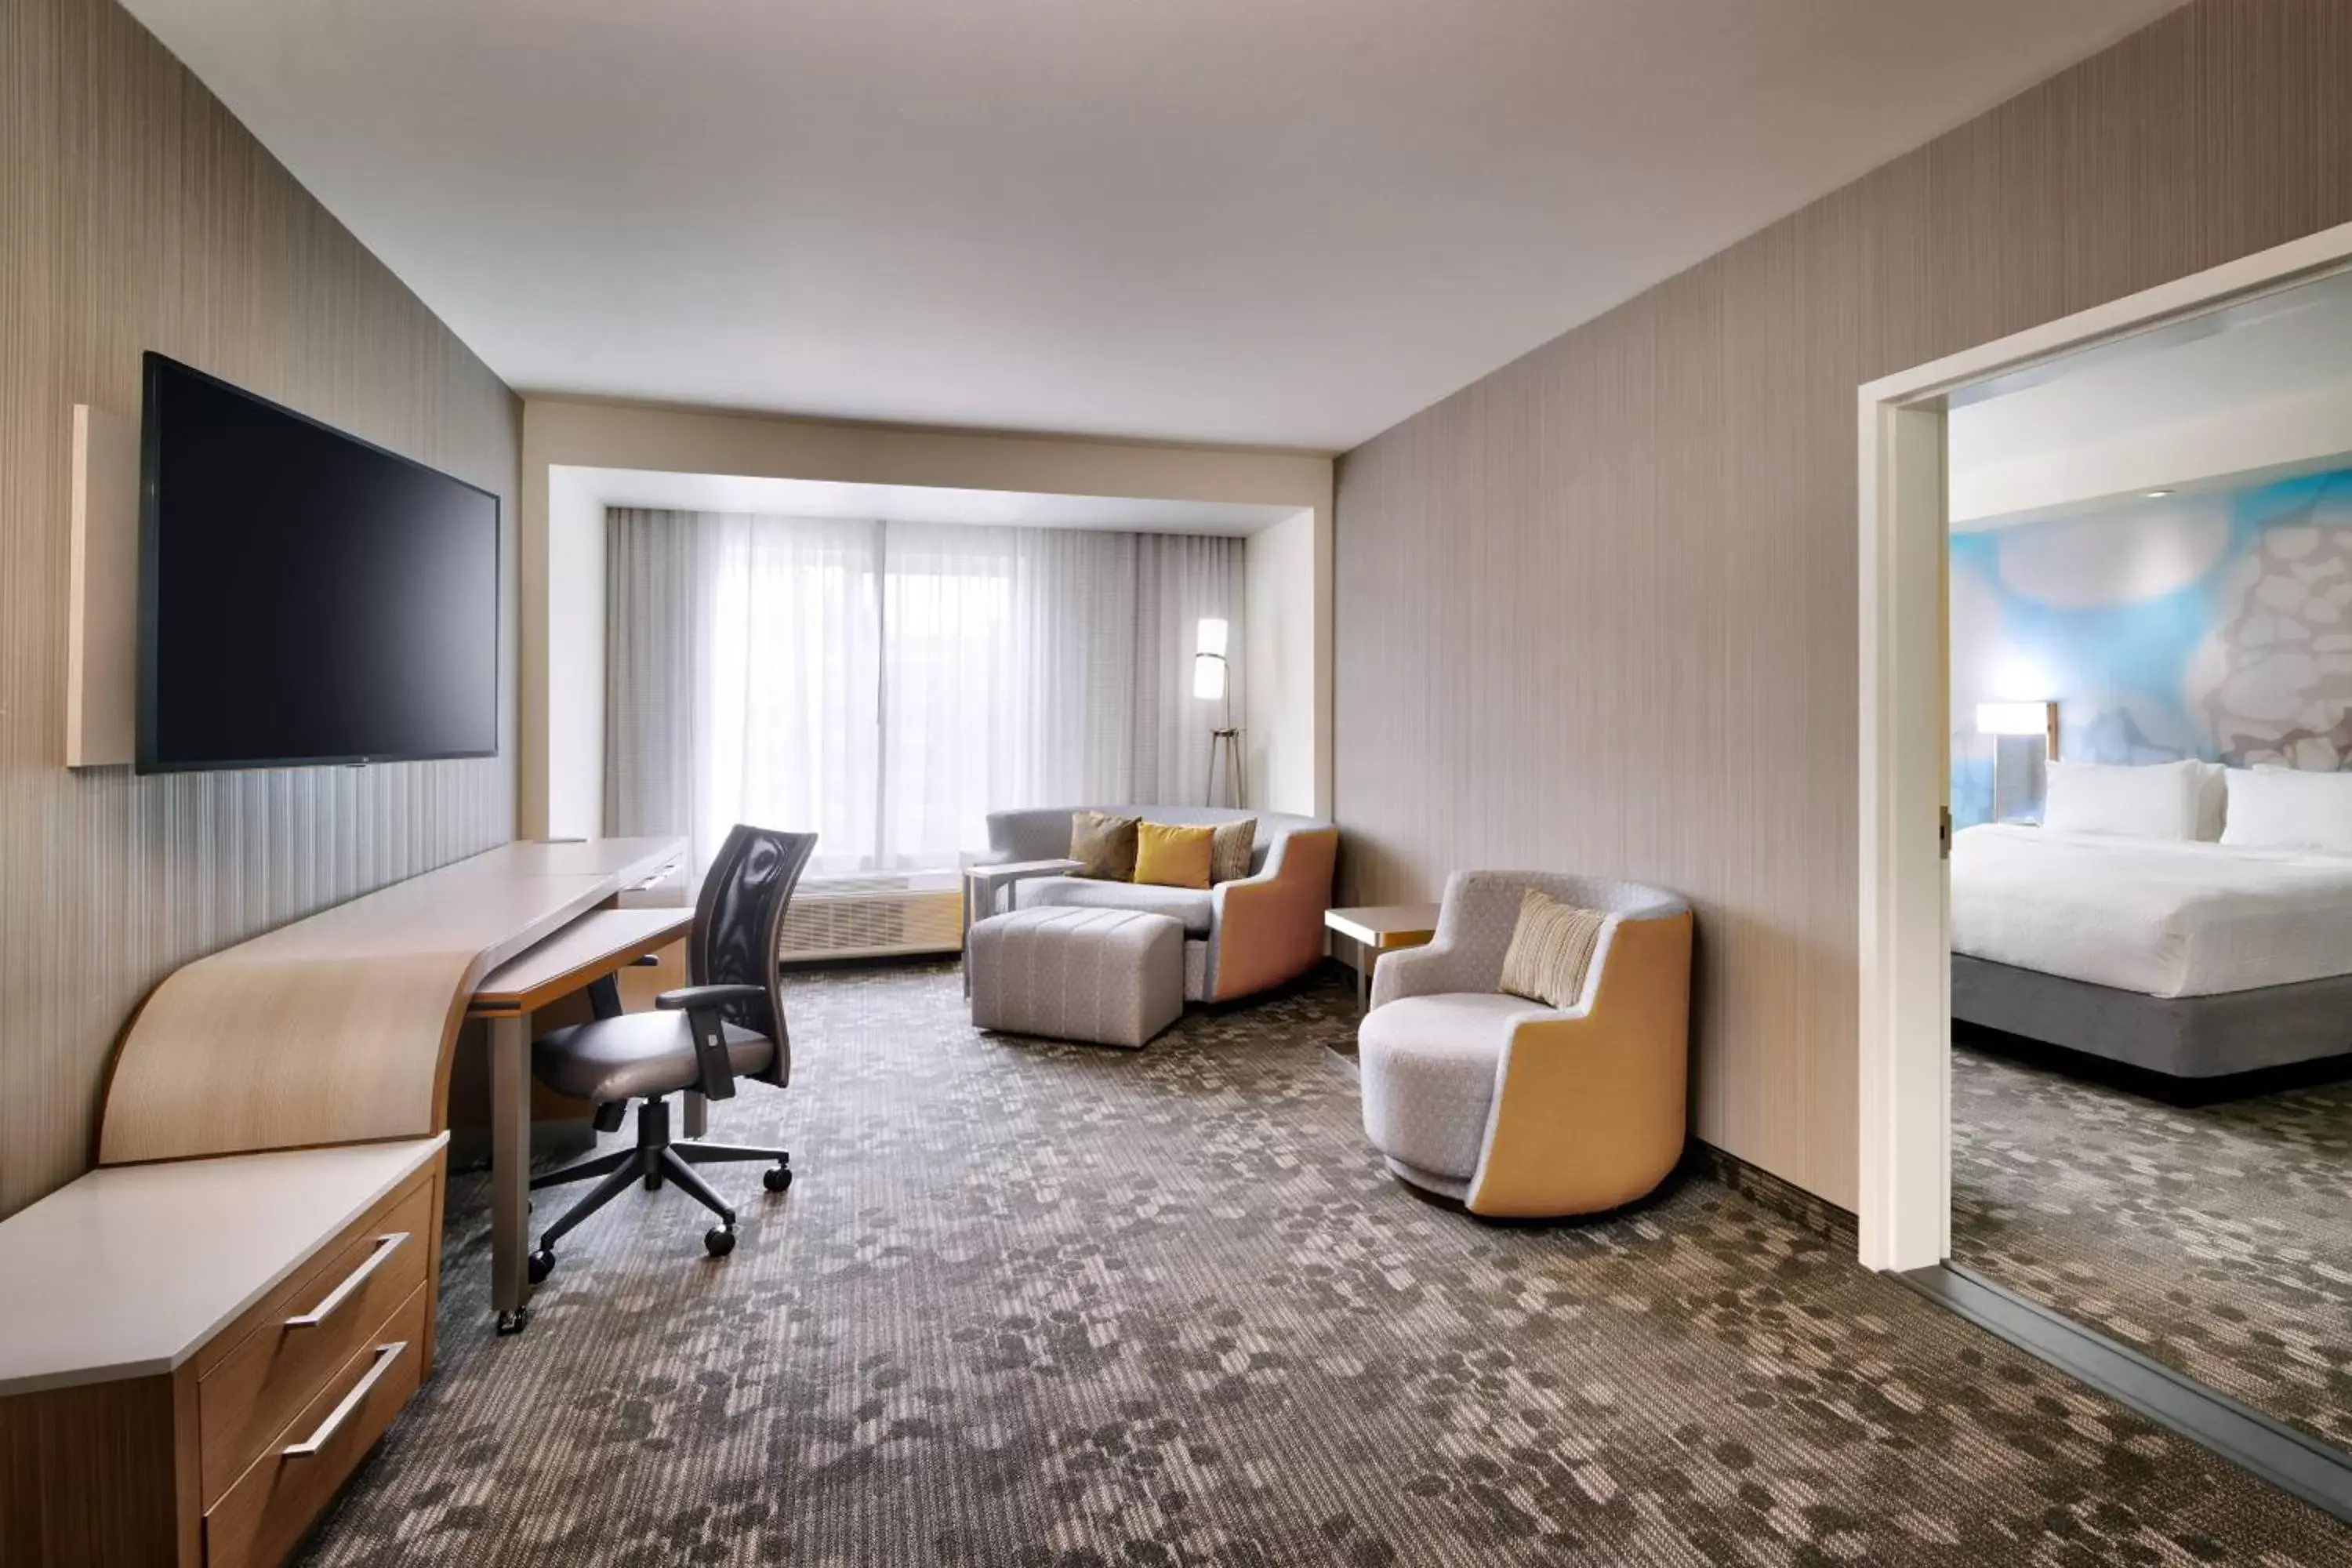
967 906 1185 1049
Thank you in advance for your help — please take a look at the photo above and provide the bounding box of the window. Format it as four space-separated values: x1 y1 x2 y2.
606 510 1243 876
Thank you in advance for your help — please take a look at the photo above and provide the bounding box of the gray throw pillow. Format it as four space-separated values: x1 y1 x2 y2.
1210 818 1257 884
1069 811 1140 881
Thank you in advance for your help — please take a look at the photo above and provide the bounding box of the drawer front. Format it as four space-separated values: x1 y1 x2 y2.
204 1280 427 1568
200 1179 434 1504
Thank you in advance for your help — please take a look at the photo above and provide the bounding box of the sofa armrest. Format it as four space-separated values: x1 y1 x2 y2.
1208 826 1338 1001
1465 912 1695 1218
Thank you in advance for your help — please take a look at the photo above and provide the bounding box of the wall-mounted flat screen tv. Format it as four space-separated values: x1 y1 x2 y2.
136 352 500 773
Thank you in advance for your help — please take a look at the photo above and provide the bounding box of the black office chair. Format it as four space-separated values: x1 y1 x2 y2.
525 824 818 1274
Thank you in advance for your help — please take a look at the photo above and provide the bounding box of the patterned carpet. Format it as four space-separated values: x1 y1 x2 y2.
1952 1037 2352 1452
295 964 2352 1566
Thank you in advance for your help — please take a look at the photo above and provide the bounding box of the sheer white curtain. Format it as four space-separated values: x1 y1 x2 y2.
606 508 884 876
606 509 1244 875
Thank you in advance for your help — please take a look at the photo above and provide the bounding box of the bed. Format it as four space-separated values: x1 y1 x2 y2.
1950 823 2352 1078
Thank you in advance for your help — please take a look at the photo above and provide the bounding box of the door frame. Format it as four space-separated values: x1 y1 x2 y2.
1855 220 2352 1273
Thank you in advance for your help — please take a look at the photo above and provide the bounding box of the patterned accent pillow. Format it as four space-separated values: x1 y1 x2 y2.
1210 818 1257 884
1068 811 1140 880
1498 889 1606 1009
1134 822 1215 889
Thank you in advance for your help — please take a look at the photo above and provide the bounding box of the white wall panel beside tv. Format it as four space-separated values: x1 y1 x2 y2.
136 353 500 774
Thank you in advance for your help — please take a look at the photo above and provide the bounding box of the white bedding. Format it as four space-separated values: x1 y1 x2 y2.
1949 824 2352 998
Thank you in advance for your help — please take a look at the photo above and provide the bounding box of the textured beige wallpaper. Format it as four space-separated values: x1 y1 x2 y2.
1 0 520 1217
1333 0 2352 1209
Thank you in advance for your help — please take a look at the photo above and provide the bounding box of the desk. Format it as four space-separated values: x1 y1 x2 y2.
466 906 695 1332
97 837 685 1337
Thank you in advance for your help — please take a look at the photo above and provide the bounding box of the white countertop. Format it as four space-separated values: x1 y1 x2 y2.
0 1136 446 1397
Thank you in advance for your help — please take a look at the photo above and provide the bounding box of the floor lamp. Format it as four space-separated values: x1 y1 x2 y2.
1195 618 1245 808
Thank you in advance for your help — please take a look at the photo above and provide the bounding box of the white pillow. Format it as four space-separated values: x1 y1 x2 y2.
2040 759 2205 840
2220 766 2352 852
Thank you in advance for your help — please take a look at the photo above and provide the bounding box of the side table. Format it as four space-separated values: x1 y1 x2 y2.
1324 903 1442 1015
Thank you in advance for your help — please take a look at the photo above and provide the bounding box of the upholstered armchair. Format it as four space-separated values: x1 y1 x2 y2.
1358 870 1693 1218
977 808 1338 1002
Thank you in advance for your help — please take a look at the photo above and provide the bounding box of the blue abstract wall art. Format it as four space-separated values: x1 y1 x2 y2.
1950 467 2352 826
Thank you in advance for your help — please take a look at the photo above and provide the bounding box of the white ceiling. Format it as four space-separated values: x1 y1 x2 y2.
125 0 2185 451
561 467 1305 535
1950 270 2352 529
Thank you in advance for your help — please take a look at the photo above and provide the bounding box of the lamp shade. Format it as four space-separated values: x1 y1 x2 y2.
1195 617 1229 658
1192 652 1226 701
1976 700 2052 738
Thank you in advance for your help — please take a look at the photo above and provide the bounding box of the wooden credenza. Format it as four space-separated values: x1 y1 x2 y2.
0 1139 446 1567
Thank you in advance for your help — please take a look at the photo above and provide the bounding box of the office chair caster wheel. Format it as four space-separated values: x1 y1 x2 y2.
763 1163 792 1193
527 1247 554 1284
705 1225 736 1258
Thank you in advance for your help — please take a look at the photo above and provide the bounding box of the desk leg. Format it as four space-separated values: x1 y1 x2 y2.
1356 938 1373 1014
962 873 976 998
491 1011 533 1335
684 1090 708 1140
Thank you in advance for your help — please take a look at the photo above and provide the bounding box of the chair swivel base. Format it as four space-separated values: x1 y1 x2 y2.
524 1095 789 1280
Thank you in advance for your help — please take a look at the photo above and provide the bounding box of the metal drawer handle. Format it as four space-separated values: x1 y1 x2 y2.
281 1341 406 1458
285 1232 408 1329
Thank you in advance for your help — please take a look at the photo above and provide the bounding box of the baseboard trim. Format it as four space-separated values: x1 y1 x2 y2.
1688 1142 1858 1248
1901 1262 2352 1524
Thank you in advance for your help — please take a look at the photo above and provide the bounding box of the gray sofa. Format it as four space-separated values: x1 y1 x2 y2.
977 807 1338 1003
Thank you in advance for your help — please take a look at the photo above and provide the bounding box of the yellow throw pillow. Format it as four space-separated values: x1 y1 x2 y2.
1498 888 1606 1009
1134 822 1215 889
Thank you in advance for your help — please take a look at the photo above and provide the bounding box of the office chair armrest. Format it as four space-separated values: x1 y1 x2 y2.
654 984 765 1100
654 983 767 1011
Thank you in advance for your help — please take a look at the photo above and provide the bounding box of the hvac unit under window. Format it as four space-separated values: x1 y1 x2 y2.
779 871 964 961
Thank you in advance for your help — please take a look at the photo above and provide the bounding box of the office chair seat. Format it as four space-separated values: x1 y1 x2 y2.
532 1014 775 1105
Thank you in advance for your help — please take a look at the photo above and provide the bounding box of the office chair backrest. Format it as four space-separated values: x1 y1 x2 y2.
690 824 818 1043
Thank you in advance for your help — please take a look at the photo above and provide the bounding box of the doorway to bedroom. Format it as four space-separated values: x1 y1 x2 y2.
1859 222 2352 1505
1944 267 2352 1455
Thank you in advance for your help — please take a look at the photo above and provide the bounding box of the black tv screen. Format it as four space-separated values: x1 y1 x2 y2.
137 353 500 773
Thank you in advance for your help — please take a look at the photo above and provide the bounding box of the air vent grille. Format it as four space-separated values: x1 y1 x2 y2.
780 873 963 961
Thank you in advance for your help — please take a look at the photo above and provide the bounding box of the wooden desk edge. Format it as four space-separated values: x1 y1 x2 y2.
466 908 695 1016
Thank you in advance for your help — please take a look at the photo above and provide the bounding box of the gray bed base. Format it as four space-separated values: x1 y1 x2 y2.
1951 953 2352 1079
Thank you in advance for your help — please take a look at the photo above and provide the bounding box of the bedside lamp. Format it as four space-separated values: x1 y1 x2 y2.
1195 618 1243 808
1975 700 2057 822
